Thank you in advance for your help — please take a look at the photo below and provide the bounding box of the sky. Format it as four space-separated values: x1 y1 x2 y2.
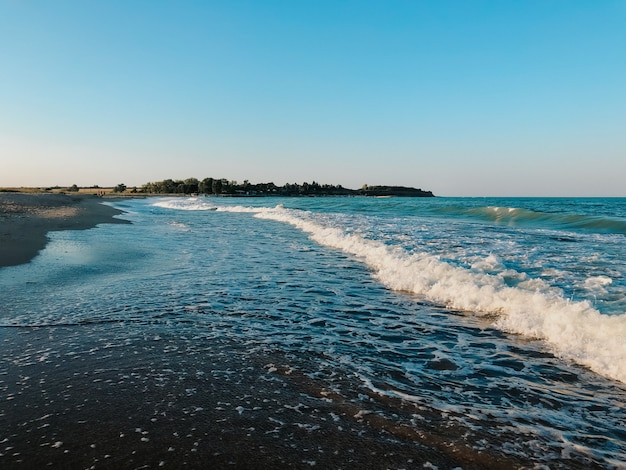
1 1 625 196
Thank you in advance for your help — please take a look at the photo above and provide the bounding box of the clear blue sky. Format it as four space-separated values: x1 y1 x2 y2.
1 0 625 196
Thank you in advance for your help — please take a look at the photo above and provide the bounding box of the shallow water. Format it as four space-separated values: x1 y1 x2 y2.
1 196 625 468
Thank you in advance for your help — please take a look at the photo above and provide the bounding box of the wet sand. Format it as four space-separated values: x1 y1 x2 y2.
0 324 530 469
0 193 130 267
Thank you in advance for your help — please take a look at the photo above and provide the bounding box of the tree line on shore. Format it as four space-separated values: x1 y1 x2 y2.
6 179 434 197
127 178 434 197
136 178 351 196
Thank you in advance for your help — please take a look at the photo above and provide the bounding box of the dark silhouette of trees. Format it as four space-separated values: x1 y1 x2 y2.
183 178 199 194
199 178 214 194
138 178 434 197
212 179 223 194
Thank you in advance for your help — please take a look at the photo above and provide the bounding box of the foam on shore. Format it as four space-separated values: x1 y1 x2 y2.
153 198 626 384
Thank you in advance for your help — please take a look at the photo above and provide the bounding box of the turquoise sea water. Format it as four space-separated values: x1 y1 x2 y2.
1 196 625 467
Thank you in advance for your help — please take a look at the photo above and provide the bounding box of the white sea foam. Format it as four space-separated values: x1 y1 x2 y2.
153 198 277 214
250 206 626 385
166 221 190 231
151 198 626 384
582 276 613 293
153 198 219 211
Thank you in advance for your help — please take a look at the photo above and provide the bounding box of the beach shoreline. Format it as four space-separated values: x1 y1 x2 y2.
0 192 130 268
1 194 622 468
0 193 524 469
0 324 527 469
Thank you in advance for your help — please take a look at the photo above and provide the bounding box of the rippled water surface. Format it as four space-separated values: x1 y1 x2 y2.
2 196 626 468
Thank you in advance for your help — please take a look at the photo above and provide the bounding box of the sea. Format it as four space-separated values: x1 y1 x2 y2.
1 196 625 468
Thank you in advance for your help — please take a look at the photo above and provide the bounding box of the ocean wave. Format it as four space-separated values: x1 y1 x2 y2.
153 198 218 211
152 198 268 214
437 205 626 235
250 206 626 385
152 198 626 384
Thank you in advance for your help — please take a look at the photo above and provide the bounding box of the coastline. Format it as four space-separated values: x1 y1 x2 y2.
0 324 525 469
0 193 511 469
0 193 130 268
0 192 523 468
1 195 621 468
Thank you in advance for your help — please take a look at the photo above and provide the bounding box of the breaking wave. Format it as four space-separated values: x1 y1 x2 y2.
153 198 626 384
252 206 626 384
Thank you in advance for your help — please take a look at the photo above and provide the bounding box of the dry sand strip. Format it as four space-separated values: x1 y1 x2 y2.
0 193 130 268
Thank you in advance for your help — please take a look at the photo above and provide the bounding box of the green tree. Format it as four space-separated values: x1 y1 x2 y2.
199 177 214 194
162 179 176 193
183 178 199 194
212 179 223 194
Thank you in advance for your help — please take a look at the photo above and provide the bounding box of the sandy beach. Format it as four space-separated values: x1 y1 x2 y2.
0 192 130 268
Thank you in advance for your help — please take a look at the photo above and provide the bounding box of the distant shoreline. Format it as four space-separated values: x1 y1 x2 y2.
0 193 130 268
0 187 436 268
1 181 436 198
